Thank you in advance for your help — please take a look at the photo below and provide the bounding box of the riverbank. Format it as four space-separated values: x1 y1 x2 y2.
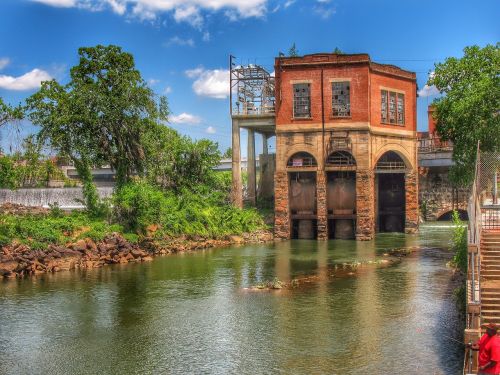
0 203 273 279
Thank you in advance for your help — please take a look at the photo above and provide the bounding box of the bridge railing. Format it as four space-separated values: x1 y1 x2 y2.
418 137 453 153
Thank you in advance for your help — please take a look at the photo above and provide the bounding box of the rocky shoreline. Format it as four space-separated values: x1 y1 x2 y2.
0 231 274 279
0 204 274 279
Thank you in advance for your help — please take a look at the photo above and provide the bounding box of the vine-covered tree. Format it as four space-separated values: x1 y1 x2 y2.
428 43 500 184
27 45 168 211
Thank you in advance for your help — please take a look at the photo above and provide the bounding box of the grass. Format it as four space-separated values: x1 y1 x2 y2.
0 211 126 250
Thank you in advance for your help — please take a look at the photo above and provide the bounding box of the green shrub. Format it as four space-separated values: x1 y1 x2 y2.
113 180 265 237
451 210 468 273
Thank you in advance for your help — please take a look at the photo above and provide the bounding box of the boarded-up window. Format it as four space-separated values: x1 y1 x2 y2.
332 81 350 117
293 83 311 118
381 90 404 125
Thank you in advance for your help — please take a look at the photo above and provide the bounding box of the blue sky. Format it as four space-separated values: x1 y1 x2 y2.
0 0 498 155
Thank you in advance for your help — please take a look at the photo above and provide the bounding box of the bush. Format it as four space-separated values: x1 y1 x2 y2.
0 211 125 249
113 180 265 237
451 210 468 273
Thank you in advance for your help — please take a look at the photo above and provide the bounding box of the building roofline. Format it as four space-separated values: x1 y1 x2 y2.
275 53 416 81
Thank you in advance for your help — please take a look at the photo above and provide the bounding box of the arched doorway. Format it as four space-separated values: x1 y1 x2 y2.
375 151 407 233
326 151 357 239
287 152 318 239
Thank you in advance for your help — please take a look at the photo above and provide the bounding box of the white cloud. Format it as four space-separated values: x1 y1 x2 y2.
32 0 76 7
164 36 195 47
202 31 210 42
32 0 268 24
173 5 203 28
313 0 335 19
418 85 439 97
106 0 126 14
418 71 440 97
0 68 52 91
185 67 229 99
284 0 295 8
170 112 201 124
205 126 216 134
163 86 172 94
0 58 10 71
148 78 159 85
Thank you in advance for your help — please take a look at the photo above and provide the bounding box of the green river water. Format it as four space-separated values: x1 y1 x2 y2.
0 223 464 374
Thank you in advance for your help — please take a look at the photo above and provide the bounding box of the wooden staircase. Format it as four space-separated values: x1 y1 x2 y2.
481 231 500 325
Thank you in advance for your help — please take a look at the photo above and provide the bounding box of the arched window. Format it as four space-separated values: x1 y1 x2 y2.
375 151 406 171
287 152 317 167
326 151 356 167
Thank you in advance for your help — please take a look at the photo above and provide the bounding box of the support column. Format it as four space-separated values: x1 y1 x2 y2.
274 171 290 239
356 170 375 241
231 119 243 208
316 170 328 240
262 134 268 155
247 129 256 206
405 170 419 234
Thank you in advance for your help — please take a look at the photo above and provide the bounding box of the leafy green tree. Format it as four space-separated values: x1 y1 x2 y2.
222 147 232 158
27 45 168 211
288 43 299 57
0 156 17 188
332 47 343 54
428 44 500 184
0 97 23 127
142 121 221 192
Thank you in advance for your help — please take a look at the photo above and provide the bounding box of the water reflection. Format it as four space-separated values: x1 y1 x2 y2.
0 223 463 374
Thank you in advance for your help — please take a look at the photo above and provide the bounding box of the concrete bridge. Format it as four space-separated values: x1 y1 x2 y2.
417 108 470 221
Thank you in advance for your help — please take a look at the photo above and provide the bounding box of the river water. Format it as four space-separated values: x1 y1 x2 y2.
0 223 463 375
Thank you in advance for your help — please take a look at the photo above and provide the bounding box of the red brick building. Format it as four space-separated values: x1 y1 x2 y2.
272 53 418 240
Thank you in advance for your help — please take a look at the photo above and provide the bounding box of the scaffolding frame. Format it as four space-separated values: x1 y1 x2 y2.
230 56 275 116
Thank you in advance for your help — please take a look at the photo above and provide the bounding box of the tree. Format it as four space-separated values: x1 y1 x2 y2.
332 47 343 54
142 121 221 192
27 45 168 211
288 43 299 57
0 97 23 127
428 44 500 184
222 147 232 158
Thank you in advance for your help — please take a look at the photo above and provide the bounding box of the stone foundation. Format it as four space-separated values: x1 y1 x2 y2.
405 171 419 233
316 170 328 240
356 170 375 240
274 171 290 239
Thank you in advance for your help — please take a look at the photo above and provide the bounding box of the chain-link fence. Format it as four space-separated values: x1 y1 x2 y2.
477 151 500 229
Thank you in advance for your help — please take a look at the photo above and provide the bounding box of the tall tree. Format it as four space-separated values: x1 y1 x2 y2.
27 45 168 211
429 43 500 184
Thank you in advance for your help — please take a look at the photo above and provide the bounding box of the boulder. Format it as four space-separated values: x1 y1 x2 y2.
0 260 19 276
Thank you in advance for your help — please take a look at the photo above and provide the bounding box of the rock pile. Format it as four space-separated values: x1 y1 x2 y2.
0 230 275 279
0 233 153 278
